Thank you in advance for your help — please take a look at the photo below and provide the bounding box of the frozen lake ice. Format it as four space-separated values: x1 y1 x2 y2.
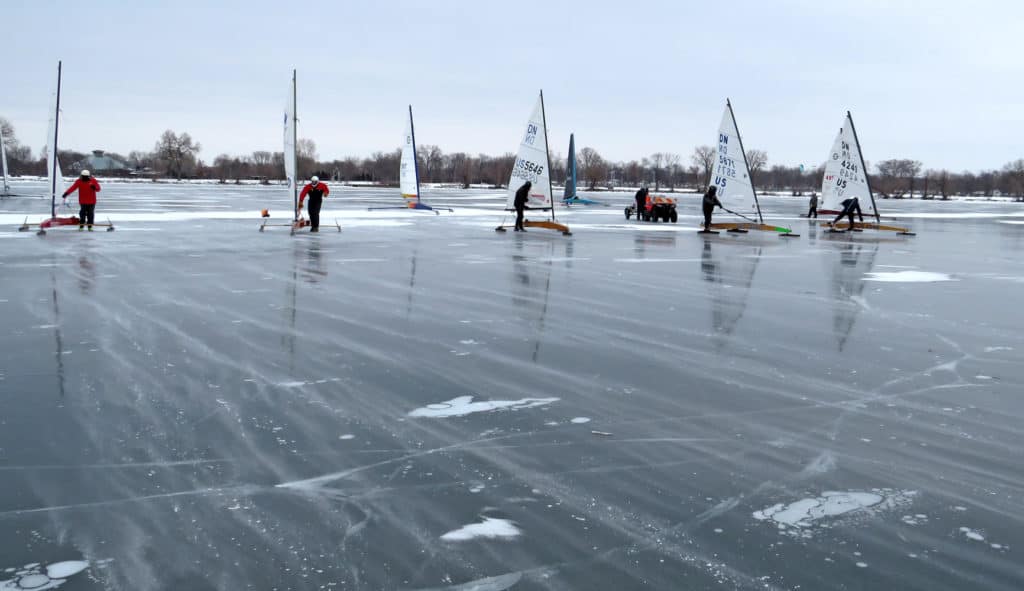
1 180 1022 589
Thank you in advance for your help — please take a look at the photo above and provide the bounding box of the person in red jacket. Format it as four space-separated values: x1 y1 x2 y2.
297 175 329 232
62 170 101 231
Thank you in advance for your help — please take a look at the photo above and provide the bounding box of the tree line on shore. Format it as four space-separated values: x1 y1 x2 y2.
3 118 1023 200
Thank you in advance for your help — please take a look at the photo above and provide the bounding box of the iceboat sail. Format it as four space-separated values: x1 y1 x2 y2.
709 99 794 235
563 133 576 202
284 69 298 222
370 106 451 214
400 106 419 202
496 91 570 234
560 133 601 206
820 113 876 219
820 112 913 234
46 62 65 213
1 125 11 196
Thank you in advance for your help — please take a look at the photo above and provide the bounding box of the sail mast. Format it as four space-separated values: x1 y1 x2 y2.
409 105 421 202
292 69 298 221
51 61 62 219
727 98 763 224
539 90 555 222
845 111 879 223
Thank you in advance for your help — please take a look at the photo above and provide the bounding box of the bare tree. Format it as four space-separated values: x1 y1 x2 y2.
999 158 1024 200
154 130 201 179
578 147 606 190
296 139 318 179
691 145 715 189
876 159 922 199
0 117 17 149
663 153 681 190
649 152 665 190
746 149 768 186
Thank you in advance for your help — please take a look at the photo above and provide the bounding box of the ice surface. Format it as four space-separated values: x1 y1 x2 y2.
440 517 521 542
2 183 1023 590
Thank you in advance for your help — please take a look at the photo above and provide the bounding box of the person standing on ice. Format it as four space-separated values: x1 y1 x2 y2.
807 192 818 218
298 176 330 232
513 181 531 231
62 170 101 231
831 196 863 230
634 187 648 221
700 185 722 232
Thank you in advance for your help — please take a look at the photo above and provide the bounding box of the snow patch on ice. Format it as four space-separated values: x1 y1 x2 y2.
984 346 1013 353
338 434 355 440
440 517 521 541
413 572 523 591
409 396 559 418
0 560 90 590
753 490 916 536
960 527 985 542
570 417 591 424
864 271 955 283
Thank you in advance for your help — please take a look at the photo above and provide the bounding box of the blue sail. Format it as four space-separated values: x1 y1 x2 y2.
563 133 576 201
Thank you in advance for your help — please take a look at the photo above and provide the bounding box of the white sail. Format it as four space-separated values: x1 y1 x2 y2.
400 108 418 200
46 84 64 198
0 125 10 194
283 72 297 206
505 94 552 210
711 102 759 219
820 113 876 217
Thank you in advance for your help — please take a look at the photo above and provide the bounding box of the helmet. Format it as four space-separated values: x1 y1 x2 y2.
81 170 91 177
311 176 319 183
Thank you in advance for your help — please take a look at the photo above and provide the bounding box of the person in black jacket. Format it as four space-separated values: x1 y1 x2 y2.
831 196 863 230
514 181 531 231
701 186 722 232
634 187 648 221
807 192 818 218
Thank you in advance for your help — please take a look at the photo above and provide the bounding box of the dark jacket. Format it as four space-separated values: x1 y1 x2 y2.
514 184 530 208
702 190 722 212
810 194 818 206
63 177 101 205
841 197 863 219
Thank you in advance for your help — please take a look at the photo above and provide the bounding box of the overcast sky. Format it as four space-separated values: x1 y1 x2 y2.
4 0 1022 171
